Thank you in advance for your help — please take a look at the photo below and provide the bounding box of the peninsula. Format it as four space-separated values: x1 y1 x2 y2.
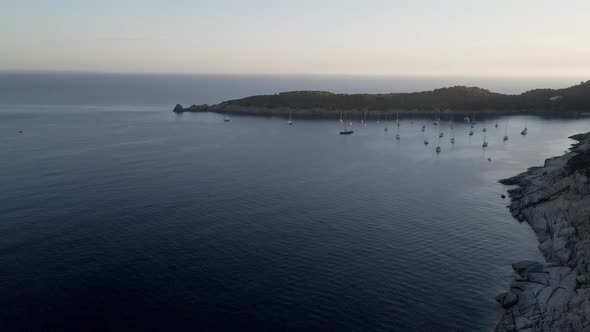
496 132 590 331
174 81 590 117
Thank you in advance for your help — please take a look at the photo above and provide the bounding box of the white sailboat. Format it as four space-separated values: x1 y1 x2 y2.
288 111 293 125
521 120 528 135
503 120 509 141
482 132 488 147
340 113 354 135
395 113 401 139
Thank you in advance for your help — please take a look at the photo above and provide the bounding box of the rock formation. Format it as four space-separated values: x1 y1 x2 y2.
496 132 590 331
172 104 209 113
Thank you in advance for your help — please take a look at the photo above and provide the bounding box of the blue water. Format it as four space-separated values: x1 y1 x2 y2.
1 74 589 331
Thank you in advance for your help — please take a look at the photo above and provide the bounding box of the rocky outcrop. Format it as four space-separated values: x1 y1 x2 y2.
172 104 209 113
173 104 184 113
496 132 590 331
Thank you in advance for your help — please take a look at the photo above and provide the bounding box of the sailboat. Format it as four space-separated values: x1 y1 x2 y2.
521 120 528 135
421 124 426 132
482 133 489 147
395 113 401 139
396 112 400 127
482 127 487 132
464 114 470 123
495 121 499 128
450 123 455 144
469 129 474 136
502 120 509 141
288 111 293 125
424 138 429 145
340 112 343 123
340 113 354 135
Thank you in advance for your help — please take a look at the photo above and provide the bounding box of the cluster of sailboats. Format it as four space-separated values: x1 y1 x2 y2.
335 111 529 154
223 111 529 154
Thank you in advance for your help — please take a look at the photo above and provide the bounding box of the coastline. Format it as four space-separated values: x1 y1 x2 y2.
495 132 590 331
174 104 585 119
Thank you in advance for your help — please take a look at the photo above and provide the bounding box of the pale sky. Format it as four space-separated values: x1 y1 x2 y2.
1 0 589 77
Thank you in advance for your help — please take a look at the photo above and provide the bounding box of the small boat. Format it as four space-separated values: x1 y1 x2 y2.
436 146 441 153
340 114 354 135
439 132 444 138
223 116 230 122
288 111 293 125
469 130 474 136
340 112 343 123
483 141 488 148
503 122 509 141
464 114 470 123
395 134 400 140
521 120 528 135
450 137 455 144
421 125 426 132
495 121 499 128
384 127 388 132
424 139 429 145
482 127 487 132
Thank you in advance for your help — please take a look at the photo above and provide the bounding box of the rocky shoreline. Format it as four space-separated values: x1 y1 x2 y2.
495 132 590 331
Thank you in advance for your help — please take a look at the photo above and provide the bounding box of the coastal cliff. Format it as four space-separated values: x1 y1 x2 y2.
496 132 590 331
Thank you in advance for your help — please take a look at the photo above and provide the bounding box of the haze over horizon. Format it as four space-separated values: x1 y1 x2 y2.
1 0 589 78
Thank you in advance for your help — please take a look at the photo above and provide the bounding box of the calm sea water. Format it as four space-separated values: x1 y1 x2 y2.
1 74 589 331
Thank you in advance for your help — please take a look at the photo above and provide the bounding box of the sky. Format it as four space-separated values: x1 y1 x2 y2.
1 0 589 77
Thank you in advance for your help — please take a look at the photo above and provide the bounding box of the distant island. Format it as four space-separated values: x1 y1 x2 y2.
174 81 590 117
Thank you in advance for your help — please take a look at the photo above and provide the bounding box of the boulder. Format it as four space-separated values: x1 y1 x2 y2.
513 261 545 276
496 291 519 308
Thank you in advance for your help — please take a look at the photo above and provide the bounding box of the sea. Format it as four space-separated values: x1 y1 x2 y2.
1 73 589 331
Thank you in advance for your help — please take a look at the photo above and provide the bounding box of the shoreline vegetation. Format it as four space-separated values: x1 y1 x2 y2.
496 132 590 331
173 81 590 117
